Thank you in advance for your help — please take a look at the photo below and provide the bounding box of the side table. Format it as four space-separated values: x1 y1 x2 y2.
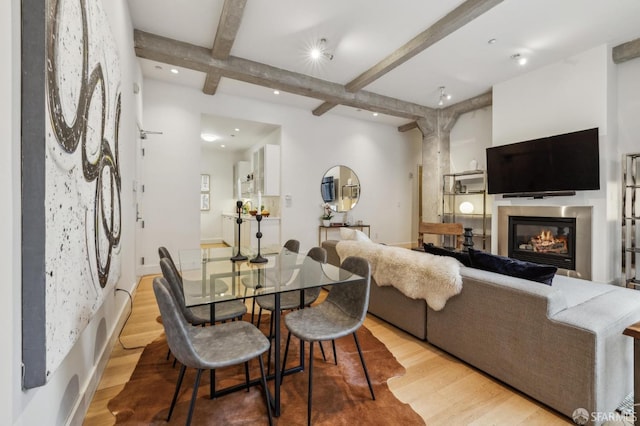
318 224 371 245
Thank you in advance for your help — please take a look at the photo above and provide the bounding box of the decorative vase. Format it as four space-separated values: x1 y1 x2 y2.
462 227 474 252
322 219 331 227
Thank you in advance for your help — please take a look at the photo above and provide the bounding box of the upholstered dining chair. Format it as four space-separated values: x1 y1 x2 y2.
254 246 327 370
152 277 273 426
158 248 247 324
281 256 375 425
242 239 300 323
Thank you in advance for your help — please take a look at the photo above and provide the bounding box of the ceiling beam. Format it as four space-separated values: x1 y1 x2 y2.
135 30 434 120
613 37 640 64
203 0 247 95
398 90 492 133
313 0 504 116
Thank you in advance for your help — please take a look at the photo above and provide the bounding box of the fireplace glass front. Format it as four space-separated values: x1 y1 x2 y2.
508 215 576 270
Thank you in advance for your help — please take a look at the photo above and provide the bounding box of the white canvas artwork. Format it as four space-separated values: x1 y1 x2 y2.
44 0 122 378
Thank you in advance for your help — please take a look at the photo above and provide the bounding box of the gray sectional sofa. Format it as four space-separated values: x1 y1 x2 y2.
321 239 640 424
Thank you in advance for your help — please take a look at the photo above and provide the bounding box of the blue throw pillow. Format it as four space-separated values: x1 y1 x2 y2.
467 248 557 285
423 243 471 267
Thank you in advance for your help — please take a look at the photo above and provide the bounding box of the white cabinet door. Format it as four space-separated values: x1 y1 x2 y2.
252 144 280 196
222 215 235 246
248 219 280 250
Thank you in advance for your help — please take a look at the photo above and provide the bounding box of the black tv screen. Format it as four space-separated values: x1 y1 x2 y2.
486 128 600 196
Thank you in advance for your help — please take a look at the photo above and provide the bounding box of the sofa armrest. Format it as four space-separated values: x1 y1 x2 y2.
321 240 341 267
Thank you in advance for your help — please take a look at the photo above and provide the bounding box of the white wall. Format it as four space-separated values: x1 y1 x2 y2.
7 1 141 424
139 78 421 270
491 45 616 283
450 106 493 173
3 0 19 421
618 57 640 156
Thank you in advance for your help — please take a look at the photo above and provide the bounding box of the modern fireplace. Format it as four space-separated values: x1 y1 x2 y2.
498 206 592 280
508 216 576 271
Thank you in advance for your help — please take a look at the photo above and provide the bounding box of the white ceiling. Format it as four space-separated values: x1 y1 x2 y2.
128 0 640 140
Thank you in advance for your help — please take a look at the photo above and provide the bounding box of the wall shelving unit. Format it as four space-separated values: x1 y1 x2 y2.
623 153 640 288
441 170 490 250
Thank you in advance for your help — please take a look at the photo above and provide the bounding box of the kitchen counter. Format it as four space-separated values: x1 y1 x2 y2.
222 213 280 221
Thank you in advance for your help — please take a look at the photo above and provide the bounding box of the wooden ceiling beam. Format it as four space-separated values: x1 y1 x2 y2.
135 30 433 120
313 0 503 117
613 37 640 64
345 0 504 93
203 0 247 95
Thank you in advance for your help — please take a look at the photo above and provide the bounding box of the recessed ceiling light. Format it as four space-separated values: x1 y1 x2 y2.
201 133 218 142
154 65 163 70
273 89 280 95
372 112 379 117
170 68 179 74
488 38 497 44
235 128 240 132
511 53 527 66
220 144 226 148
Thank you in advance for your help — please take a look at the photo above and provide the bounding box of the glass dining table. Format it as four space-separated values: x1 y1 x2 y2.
177 245 365 417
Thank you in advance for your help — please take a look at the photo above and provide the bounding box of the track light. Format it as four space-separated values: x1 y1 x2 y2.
310 38 334 61
438 86 452 107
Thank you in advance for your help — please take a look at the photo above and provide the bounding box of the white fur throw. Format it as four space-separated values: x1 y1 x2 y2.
336 240 462 311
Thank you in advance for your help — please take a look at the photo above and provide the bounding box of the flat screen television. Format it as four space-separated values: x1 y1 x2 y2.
486 127 600 197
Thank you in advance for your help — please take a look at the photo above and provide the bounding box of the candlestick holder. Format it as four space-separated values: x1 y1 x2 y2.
230 200 248 262
250 214 268 264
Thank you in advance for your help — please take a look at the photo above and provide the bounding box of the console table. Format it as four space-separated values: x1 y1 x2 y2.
318 224 371 245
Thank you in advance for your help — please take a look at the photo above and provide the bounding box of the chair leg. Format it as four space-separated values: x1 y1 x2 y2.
307 341 314 426
353 332 375 400
167 364 186 421
186 369 203 426
318 341 327 362
166 348 171 360
257 307 263 329
332 339 337 365
266 311 275 375
244 361 250 392
258 354 274 426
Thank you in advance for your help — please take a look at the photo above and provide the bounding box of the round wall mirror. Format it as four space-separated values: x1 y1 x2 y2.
320 165 360 212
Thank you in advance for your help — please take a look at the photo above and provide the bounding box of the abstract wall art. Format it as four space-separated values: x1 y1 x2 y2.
22 0 122 388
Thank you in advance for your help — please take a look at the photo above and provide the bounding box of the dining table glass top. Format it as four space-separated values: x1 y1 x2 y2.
178 246 364 308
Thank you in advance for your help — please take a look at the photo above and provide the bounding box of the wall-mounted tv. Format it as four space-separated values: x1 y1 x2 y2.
486 127 600 197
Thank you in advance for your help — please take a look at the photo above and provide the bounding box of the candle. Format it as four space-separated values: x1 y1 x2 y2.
257 191 262 213
237 178 241 200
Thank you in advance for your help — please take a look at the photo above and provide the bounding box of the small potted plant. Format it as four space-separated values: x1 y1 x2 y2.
321 203 334 227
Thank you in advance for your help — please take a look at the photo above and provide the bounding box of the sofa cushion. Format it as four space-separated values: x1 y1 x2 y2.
468 248 557 285
423 243 471 267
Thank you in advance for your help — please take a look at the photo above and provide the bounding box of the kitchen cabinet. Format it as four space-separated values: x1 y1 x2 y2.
222 214 280 250
253 144 280 196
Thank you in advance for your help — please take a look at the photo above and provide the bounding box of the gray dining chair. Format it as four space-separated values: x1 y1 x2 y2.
254 246 327 370
159 248 247 323
152 277 273 426
282 256 375 425
242 239 300 323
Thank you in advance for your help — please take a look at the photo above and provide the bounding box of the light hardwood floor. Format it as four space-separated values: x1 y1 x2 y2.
84 274 571 425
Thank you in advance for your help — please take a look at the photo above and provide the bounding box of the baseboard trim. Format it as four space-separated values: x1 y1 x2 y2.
67 281 139 425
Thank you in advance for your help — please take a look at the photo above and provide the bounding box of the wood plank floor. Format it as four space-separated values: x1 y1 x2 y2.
84 275 571 425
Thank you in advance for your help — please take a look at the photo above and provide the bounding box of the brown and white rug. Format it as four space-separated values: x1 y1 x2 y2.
108 315 424 425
